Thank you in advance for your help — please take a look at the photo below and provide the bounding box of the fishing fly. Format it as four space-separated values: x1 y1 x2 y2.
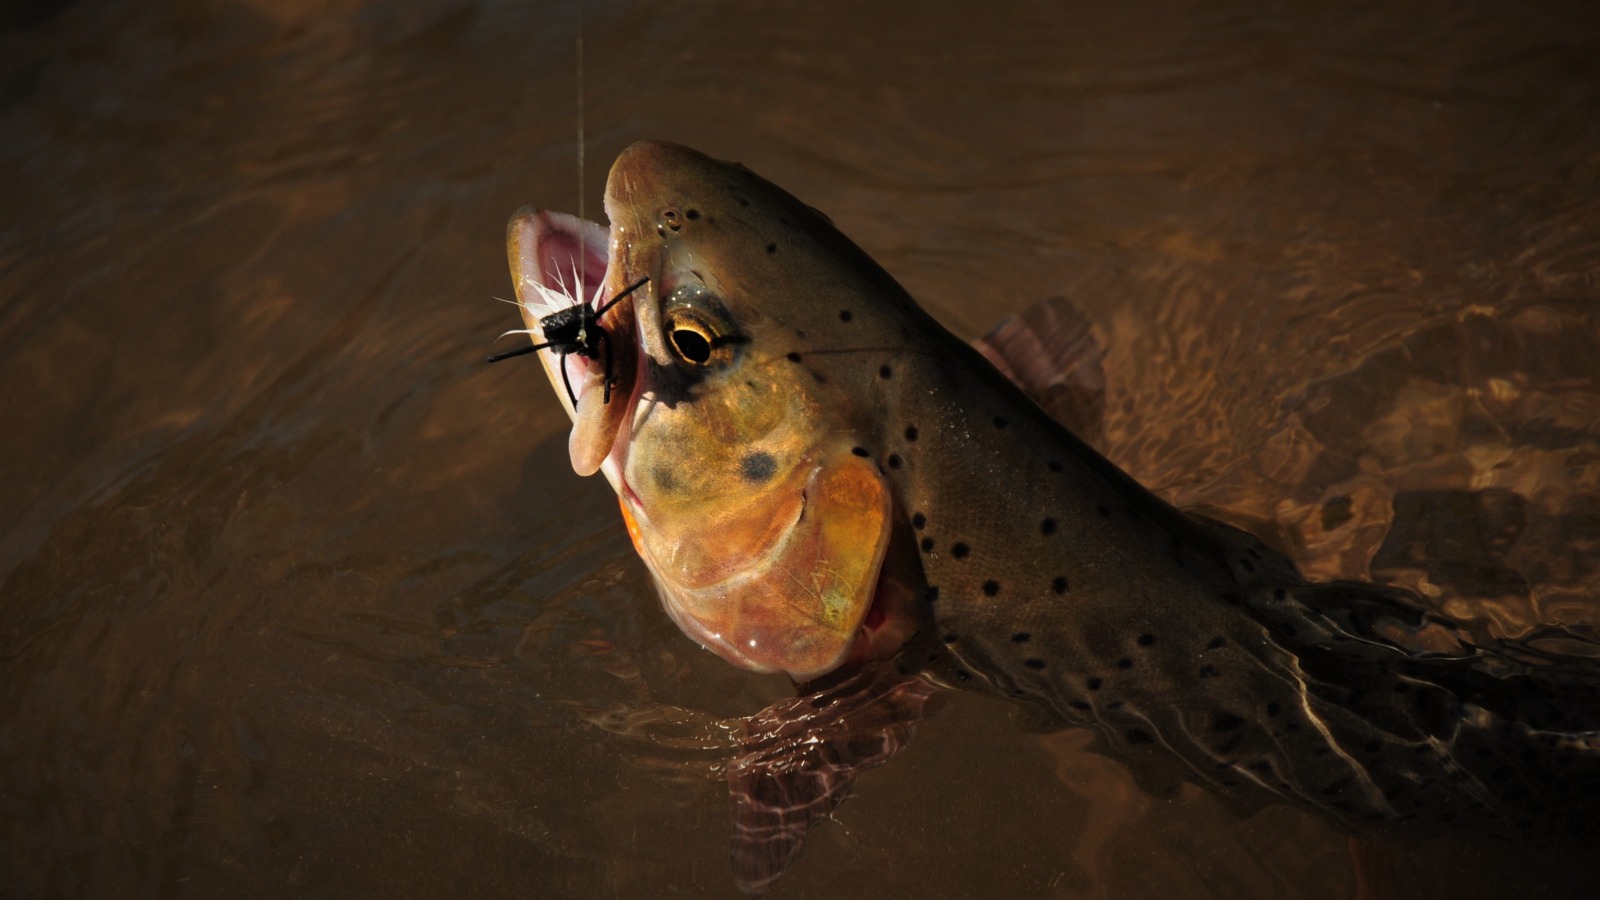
487 276 649 406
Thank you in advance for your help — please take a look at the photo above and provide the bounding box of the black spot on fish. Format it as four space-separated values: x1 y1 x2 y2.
1048 460 1063 472
956 670 972 681
1239 558 1256 573
887 454 902 469
785 351 802 362
1051 576 1068 594
912 512 926 529
1097 504 1112 518
851 446 870 457
839 310 854 322
1116 657 1134 670
920 537 935 552
1070 700 1090 711
1105 700 1124 710
1207 636 1227 649
1086 677 1103 691
652 464 679 492
1040 517 1056 536
1273 588 1287 601
737 197 750 207
982 580 1000 596
993 416 1008 429
943 634 959 644
1266 702 1281 716
925 586 940 602
1199 664 1220 678
1024 658 1045 670
904 426 919 442
1137 633 1155 647
879 365 892 379
766 243 778 254
951 542 970 558
811 370 827 384
1125 729 1155 745
1011 632 1031 643
740 452 776 483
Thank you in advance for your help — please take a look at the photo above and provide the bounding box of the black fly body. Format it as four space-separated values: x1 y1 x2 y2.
488 276 649 406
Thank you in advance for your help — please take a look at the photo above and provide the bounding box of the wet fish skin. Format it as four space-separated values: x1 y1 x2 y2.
597 143 1319 782
512 141 1600 841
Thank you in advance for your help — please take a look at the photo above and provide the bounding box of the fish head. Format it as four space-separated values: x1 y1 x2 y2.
508 142 924 681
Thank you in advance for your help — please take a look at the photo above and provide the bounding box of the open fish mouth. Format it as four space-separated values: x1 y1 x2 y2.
505 207 642 481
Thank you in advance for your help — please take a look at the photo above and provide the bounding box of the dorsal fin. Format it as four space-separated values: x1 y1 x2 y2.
973 295 1107 449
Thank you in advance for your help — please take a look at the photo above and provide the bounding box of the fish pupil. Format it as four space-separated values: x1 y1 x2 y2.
670 328 712 364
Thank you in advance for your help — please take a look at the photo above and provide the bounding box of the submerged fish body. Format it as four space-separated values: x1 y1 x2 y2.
506 143 1600 855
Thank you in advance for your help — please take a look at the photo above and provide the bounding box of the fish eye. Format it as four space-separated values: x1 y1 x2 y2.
661 286 744 368
664 309 723 366
670 322 713 364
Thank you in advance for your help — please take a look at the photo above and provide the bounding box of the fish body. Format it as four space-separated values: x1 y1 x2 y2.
506 142 1600 847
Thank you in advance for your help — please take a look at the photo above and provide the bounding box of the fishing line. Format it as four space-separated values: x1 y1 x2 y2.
575 0 586 288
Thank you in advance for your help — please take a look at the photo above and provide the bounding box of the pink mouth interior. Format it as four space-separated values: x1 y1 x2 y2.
540 220 608 301
530 214 609 305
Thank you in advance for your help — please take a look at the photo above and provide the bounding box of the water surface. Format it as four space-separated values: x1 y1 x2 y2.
3 1 1599 897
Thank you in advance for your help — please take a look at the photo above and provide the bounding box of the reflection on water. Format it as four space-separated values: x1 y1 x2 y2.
1163 300 1600 647
2 0 1598 897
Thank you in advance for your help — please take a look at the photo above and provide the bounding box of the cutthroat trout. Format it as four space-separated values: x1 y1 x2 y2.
503 142 1600 883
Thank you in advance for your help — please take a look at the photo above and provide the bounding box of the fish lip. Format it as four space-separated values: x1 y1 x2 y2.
507 207 646 481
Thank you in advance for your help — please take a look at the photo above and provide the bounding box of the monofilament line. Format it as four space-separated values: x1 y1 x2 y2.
575 1 586 285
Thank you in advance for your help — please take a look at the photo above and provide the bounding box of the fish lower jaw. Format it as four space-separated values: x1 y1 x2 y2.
565 362 617 475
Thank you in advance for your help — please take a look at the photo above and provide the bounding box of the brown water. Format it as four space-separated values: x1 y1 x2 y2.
4 1 1599 897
